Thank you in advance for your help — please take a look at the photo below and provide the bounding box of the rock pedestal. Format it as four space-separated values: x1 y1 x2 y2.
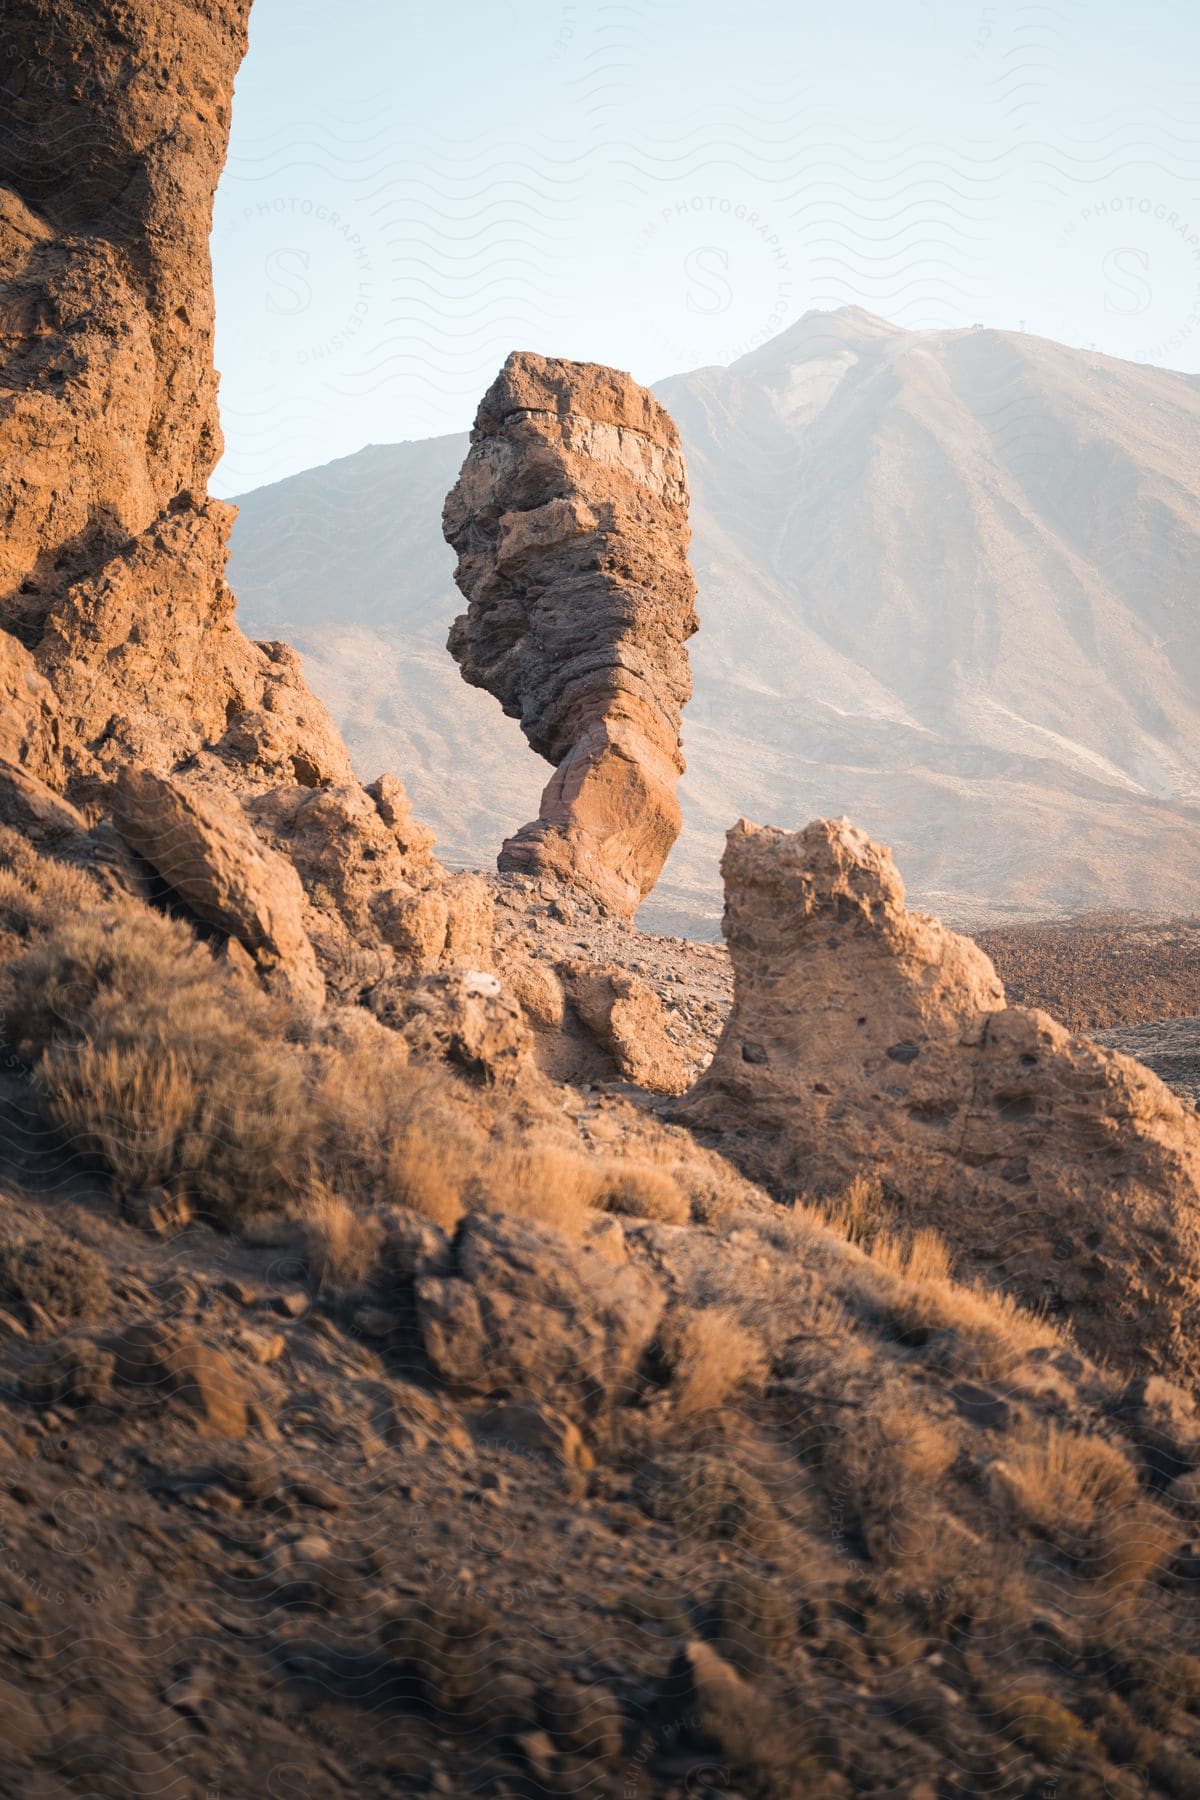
444 352 698 918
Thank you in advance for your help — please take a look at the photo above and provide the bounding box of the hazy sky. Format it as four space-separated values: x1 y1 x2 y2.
211 0 1200 494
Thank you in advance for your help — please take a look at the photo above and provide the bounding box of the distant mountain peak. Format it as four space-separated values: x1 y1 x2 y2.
732 304 904 373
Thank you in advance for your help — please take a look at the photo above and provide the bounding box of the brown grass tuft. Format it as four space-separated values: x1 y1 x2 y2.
592 1161 688 1224
293 1184 387 1292
991 1427 1138 1540
659 1305 768 1419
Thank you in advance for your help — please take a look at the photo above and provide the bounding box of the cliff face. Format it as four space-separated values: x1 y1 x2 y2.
0 0 487 998
0 0 251 639
443 352 698 919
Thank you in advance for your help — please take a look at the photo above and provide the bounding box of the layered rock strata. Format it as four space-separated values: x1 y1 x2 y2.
679 817 1200 1382
443 352 698 919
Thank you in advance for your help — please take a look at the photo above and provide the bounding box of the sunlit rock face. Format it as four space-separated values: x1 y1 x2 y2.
444 351 698 919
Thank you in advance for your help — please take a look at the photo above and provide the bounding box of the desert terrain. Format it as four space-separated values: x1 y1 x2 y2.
1 4 1200 1799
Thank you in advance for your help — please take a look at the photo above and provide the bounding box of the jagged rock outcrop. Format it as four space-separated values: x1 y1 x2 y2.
0 0 253 640
0 630 82 840
0 0 487 997
443 353 698 919
679 818 1200 1382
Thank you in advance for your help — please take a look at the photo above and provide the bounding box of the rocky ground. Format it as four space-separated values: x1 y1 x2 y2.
1096 1019 1200 1109
3 824 1200 1798
979 916 1200 1034
5 1052 1200 1800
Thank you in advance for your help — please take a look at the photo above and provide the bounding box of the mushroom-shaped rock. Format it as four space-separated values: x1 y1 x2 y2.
443 352 698 918
678 817 1200 1384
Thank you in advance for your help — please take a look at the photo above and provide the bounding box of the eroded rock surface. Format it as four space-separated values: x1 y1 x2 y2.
443 352 698 919
0 0 490 996
680 818 1200 1381
416 1211 665 1413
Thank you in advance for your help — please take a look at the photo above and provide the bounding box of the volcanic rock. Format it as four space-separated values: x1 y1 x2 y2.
112 767 324 1008
110 1319 250 1438
0 630 83 840
367 968 529 1082
0 0 472 991
559 958 690 1094
443 352 698 918
679 817 1200 1381
415 1210 665 1412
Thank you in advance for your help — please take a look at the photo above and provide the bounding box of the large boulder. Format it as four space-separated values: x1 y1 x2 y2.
416 1211 665 1413
443 352 698 919
112 768 324 1008
678 817 1200 1383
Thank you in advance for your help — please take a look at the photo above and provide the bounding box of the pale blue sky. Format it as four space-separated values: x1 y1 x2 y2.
211 0 1200 494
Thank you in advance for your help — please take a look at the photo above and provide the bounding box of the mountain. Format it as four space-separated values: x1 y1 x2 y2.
227 307 1200 932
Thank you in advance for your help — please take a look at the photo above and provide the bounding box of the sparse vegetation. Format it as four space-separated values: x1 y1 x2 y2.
2 837 1199 1798
633 1451 782 1555
658 1304 768 1418
992 1425 1139 1539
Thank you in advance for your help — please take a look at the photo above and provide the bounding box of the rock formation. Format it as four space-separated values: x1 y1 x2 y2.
443 352 698 919
678 818 1200 1382
0 0 490 995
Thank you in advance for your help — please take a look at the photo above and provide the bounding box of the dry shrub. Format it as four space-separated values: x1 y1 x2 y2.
1085 1507 1176 1596
0 829 100 948
993 1427 1138 1541
816 1172 888 1245
471 1140 597 1235
818 1395 958 1569
633 1450 781 1555
463 1141 687 1233
312 1049 475 1230
592 1160 688 1224
0 1231 111 1321
683 1161 761 1227
7 910 315 1223
868 1228 953 1284
874 1264 1060 1380
995 1689 1100 1761
659 1305 768 1419
293 1183 386 1292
